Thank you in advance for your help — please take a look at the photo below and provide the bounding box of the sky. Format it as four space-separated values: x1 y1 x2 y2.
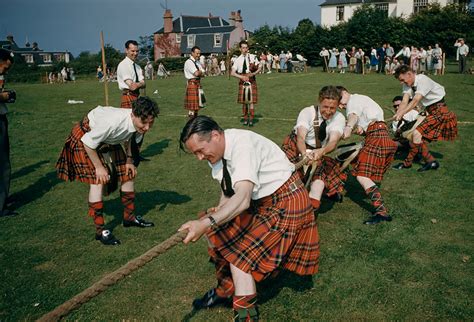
3 0 324 56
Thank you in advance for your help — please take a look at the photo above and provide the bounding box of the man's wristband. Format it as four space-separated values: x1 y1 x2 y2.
208 215 218 228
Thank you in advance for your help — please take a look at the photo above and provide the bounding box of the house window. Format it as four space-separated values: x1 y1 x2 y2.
41 54 52 63
23 54 34 64
375 3 389 15
187 35 195 48
214 34 222 47
336 6 344 21
414 0 429 14
176 34 181 44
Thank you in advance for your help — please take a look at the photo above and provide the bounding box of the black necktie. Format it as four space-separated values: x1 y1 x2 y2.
318 120 327 142
411 85 417 93
220 159 235 197
133 63 139 82
242 56 247 73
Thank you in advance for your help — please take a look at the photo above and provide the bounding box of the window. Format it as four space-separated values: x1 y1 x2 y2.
214 33 222 47
23 54 33 64
175 34 181 44
375 3 389 15
54 53 65 62
187 35 195 48
414 0 429 14
41 54 52 63
336 6 344 21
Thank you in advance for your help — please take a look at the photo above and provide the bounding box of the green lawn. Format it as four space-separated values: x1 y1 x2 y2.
1 67 473 320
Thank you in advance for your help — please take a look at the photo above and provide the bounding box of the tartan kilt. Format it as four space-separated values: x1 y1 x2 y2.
207 172 319 281
55 117 131 184
417 102 458 141
237 76 258 104
120 90 139 109
352 121 397 182
281 132 346 195
184 79 200 112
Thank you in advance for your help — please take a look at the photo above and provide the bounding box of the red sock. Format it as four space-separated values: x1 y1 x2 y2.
88 201 104 235
121 191 135 221
249 108 255 121
365 185 388 217
404 142 420 167
420 141 435 163
310 198 321 211
242 106 248 119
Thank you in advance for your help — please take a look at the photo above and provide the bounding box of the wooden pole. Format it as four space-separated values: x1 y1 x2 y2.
100 31 109 106
442 53 446 75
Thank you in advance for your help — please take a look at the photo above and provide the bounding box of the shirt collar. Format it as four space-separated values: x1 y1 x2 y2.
127 113 137 133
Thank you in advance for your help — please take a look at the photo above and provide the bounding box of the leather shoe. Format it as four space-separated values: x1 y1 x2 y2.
248 121 254 127
326 192 343 203
123 216 154 228
392 162 411 170
363 214 392 225
243 120 249 126
139 155 150 162
95 230 121 245
417 160 439 172
0 209 19 217
192 288 230 309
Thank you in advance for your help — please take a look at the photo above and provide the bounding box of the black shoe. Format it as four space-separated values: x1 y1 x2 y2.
326 192 343 203
123 216 155 228
418 160 439 172
243 120 249 126
95 230 121 245
392 162 411 170
248 121 254 127
363 214 392 225
6 196 15 208
139 155 150 162
192 288 230 309
0 209 19 217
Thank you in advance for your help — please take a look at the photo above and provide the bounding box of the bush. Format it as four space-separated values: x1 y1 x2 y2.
156 56 188 72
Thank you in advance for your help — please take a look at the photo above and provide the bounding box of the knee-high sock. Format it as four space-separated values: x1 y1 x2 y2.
121 191 136 221
419 141 435 163
404 142 420 167
310 198 321 212
233 294 258 322
208 247 235 298
249 108 255 121
365 185 388 217
242 106 248 120
88 201 104 235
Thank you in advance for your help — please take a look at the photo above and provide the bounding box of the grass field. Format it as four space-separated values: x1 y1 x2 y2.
1 67 473 320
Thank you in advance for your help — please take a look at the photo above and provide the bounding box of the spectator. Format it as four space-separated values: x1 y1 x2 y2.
386 43 394 62
377 44 386 73
328 48 338 73
279 50 286 72
319 47 329 72
338 48 348 73
457 38 469 74
432 43 443 75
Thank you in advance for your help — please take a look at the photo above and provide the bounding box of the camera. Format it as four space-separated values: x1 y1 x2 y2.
4 89 16 103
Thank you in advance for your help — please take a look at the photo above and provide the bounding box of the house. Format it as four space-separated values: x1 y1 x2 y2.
0 35 71 66
320 0 470 27
153 9 249 60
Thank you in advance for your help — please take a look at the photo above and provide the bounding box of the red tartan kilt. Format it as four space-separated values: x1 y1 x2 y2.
120 91 139 109
352 122 397 182
237 76 258 104
207 172 319 281
281 133 346 195
184 79 200 111
417 103 458 141
55 118 131 184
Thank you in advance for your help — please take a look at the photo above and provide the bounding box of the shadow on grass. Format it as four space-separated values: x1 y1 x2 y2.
11 160 49 180
11 170 61 209
258 270 314 305
343 175 373 215
104 189 191 231
141 138 172 158
393 146 444 162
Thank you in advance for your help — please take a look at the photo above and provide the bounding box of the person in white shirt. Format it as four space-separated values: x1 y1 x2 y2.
456 38 469 74
183 46 205 118
393 65 458 172
56 97 159 245
231 40 261 126
319 47 329 72
390 95 420 156
338 87 397 225
178 116 319 320
281 86 346 213
117 40 145 108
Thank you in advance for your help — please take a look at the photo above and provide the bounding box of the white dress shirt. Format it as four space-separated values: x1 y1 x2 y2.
184 57 203 80
392 110 419 132
403 74 445 107
346 94 384 131
117 56 144 91
232 54 259 74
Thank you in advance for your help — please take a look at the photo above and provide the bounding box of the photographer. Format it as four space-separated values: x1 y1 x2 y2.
0 48 17 217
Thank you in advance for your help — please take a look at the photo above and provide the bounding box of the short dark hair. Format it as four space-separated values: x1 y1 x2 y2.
179 115 223 151
239 40 248 48
319 85 340 102
335 85 348 97
0 49 14 63
394 65 412 78
131 96 159 120
125 40 139 49
191 46 201 53
392 95 403 102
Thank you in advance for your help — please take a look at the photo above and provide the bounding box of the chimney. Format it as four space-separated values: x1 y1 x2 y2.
229 11 236 26
163 9 173 33
6 35 14 43
32 42 39 51
234 10 243 27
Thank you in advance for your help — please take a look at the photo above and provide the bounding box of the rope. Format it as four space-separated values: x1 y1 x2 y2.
37 230 188 322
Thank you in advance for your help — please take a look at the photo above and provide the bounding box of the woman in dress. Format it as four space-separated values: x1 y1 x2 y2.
328 48 338 73
339 48 348 73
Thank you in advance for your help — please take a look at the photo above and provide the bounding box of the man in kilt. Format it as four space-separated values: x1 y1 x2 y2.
184 46 205 119
178 116 319 321
55 97 159 245
392 65 458 172
338 87 398 225
281 85 346 214
231 40 261 126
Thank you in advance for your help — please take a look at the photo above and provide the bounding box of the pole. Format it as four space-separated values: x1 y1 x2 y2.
100 31 109 106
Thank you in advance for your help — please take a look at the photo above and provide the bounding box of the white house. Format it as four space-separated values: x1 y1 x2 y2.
320 0 470 27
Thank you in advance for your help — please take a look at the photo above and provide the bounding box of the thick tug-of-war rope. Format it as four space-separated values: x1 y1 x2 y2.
37 230 188 322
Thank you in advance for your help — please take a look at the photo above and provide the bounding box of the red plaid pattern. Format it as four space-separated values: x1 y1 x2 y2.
56 116 131 184
281 132 346 196
352 122 397 182
417 102 458 141
237 76 258 104
184 79 200 112
207 172 319 282
120 90 139 109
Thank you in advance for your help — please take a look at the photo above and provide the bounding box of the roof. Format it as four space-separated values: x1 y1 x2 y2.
320 0 396 6
155 15 230 34
180 32 232 54
183 25 235 35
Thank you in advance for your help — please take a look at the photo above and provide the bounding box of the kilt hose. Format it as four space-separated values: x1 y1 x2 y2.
281 132 347 196
417 102 458 142
184 79 201 112
120 90 139 109
56 116 130 184
238 75 258 104
206 171 319 287
352 121 397 182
